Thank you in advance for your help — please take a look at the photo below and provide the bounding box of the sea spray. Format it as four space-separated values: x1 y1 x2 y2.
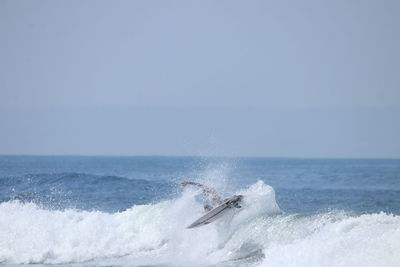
1 181 400 266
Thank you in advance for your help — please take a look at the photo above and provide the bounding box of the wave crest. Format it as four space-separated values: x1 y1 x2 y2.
1 181 399 267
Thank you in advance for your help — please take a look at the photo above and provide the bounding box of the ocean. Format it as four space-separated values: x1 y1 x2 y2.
0 155 399 267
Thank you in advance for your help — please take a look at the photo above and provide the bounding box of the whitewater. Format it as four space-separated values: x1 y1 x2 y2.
1 156 399 267
1 180 399 267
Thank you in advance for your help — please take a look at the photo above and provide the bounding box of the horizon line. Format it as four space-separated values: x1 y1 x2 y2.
0 154 399 161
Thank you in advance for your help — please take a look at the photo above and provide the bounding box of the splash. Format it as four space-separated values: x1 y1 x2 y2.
0 181 399 267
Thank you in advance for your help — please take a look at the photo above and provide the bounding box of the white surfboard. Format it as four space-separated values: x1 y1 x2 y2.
187 195 243 229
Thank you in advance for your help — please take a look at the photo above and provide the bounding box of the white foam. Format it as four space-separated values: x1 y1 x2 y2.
256 212 400 267
1 181 399 267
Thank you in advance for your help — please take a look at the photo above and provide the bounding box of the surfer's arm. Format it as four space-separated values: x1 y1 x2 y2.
181 181 223 205
181 181 206 187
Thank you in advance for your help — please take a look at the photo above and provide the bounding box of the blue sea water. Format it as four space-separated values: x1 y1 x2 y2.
0 156 399 267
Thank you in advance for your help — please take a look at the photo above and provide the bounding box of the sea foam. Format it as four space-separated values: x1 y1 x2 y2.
257 212 400 267
0 181 399 267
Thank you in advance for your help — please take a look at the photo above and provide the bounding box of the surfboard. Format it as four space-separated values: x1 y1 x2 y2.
187 195 243 229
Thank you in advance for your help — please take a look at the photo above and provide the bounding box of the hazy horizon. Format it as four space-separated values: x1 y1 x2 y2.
1 154 400 160
1 106 399 159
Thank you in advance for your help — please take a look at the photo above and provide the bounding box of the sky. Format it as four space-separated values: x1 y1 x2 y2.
0 0 399 158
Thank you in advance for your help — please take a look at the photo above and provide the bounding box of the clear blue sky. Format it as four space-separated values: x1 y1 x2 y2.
0 0 399 158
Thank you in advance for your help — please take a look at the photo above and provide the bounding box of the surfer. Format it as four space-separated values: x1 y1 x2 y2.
182 181 244 228
181 181 242 212
181 181 222 211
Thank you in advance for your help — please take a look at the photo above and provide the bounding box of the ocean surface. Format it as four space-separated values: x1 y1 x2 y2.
0 155 399 267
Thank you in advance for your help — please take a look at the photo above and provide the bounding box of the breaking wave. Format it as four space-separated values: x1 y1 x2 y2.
0 181 399 267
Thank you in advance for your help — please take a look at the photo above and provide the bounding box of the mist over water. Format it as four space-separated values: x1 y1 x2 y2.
1 156 399 266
